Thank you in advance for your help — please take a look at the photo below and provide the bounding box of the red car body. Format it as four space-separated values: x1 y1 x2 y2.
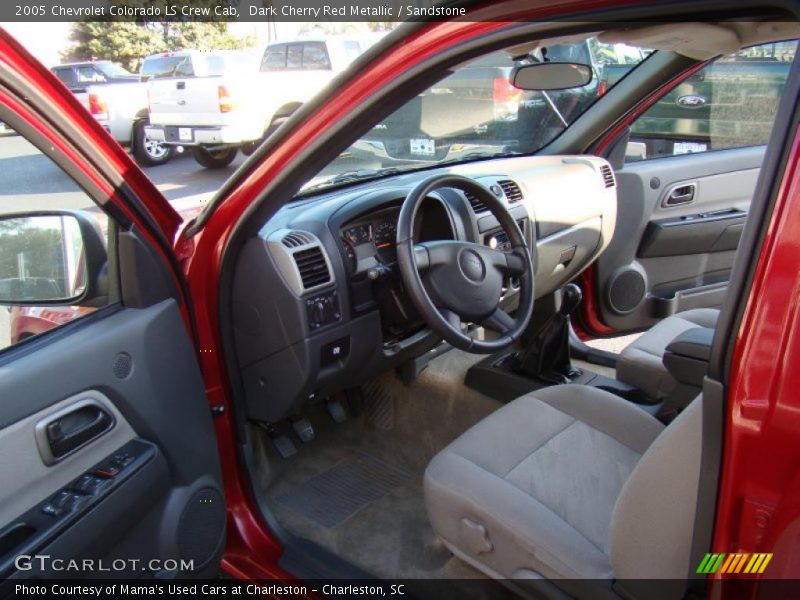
1 0 799 588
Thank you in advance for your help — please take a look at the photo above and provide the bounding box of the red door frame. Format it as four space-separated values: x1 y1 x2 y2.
711 125 800 583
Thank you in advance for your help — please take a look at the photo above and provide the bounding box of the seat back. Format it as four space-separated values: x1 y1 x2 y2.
609 396 703 587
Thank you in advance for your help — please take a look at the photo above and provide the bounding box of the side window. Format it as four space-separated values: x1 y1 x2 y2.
302 43 332 70
76 66 105 83
260 45 286 71
52 68 76 86
343 41 363 62
0 128 111 353
286 44 303 70
625 40 798 162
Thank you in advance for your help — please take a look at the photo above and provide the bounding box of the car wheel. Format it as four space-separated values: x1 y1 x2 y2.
132 120 174 166
191 146 238 168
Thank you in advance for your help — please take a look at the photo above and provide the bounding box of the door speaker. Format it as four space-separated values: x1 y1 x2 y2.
177 487 226 568
607 269 646 314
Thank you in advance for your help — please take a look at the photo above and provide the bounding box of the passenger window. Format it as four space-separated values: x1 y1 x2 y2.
261 45 286 71
53 68 76 86
0 127 111 352
625 40 798 162
302 43 331 70
76 66 105 83
287 45 303 70
343 41 362 62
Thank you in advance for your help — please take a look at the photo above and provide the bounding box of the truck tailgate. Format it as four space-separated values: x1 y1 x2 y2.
148 76 226 127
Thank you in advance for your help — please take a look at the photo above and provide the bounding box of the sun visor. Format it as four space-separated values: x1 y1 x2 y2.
598 23 742 60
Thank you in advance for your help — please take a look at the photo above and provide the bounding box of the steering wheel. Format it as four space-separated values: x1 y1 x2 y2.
396 174 535 353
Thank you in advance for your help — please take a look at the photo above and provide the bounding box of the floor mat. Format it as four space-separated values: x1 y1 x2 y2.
274 451 412 528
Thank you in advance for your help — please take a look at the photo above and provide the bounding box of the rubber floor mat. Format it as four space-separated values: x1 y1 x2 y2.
362 378 396 430
275 452 412 528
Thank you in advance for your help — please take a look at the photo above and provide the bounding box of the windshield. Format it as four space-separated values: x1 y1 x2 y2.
301 37 648 194
95 62 134 78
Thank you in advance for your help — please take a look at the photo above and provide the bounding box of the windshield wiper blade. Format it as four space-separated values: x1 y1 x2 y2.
300 167 404 194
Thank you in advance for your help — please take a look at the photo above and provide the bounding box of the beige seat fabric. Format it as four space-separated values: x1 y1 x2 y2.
424 384 703 589
617 308 719 399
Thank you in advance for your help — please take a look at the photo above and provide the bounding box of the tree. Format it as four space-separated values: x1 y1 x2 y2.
64 22 164 72
63 22 253 72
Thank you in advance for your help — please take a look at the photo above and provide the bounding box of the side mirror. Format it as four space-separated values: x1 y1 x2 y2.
511 62 594 91
0 211 107 306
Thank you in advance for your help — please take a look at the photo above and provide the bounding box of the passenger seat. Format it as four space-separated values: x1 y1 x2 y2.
616 309 720 400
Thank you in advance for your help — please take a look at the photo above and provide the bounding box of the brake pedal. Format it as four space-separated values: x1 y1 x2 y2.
326 399 348 423
291 418 315 443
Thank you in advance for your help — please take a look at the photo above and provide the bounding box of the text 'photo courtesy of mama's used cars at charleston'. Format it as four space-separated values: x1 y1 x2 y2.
2 4 800 600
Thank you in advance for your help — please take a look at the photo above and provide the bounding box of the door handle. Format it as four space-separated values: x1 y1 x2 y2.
35 400 115 465
176 81 185 90
663 183 697 207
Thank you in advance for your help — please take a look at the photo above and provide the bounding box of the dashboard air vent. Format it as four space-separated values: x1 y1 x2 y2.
600 165 616 188
498 180 523 203
464 190 488 213
282 231 313 248
293 247 331 289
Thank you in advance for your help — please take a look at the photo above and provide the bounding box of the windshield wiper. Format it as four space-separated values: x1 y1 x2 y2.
300 167 403 195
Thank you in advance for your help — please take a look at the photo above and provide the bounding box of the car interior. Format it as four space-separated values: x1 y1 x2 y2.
0 10 798 599
219 19 800 597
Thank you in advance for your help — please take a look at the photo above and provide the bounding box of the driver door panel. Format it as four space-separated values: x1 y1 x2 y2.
0 300 225 580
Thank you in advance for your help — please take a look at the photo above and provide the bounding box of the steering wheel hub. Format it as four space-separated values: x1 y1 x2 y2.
458 248 486 282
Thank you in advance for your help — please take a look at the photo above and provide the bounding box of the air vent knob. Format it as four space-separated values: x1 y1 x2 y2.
490 184 502 197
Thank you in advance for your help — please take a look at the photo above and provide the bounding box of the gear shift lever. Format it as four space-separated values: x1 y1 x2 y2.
560 283 583 317
513 283 583 384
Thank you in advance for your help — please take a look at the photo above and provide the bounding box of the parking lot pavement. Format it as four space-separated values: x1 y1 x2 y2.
144 148 247 208
0 133 245 213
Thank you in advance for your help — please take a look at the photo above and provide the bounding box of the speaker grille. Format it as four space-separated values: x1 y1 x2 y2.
178 487 225 568
112 352 133 379
608 270 646 314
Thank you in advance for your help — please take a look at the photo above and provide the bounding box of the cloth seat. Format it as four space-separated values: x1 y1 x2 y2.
424 384 703 588
616 308 720 399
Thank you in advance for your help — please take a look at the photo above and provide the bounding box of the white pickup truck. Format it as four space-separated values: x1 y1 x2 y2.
52 61 174 166
145 39 366 168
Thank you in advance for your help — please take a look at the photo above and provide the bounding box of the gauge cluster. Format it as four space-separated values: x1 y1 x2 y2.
341 208 400 273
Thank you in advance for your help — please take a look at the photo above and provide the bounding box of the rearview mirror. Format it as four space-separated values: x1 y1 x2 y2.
511 62 593 91
0 211 107 305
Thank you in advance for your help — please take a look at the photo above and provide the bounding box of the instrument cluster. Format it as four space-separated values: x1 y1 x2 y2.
341 211 399 272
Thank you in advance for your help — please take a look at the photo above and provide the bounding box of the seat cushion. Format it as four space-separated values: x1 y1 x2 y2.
617 308 720 399
424 384 664 580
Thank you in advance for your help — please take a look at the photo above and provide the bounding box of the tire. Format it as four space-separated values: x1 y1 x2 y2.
191 146 238 169
132 120 174 166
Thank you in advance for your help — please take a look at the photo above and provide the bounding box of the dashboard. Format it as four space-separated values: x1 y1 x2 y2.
231 155 618 424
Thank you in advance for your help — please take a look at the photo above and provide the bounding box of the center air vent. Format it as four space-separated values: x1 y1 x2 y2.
600 164 616 188
498 180 523 203
293 247 331 289
464 190 488 213
282 231 313 248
